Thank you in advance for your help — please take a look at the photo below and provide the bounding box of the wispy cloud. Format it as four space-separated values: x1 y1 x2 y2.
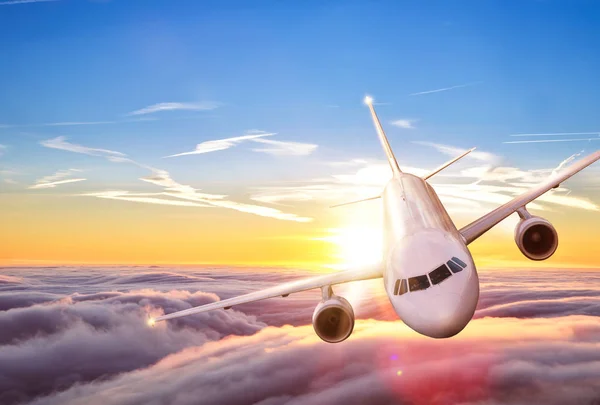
250 138 318 156
40 121 117 127
41 136 126 157
251 145 599 218
127 102 220 116
390 119 417 129
504 138 600 144
509 132 600 137
41 136 312 222
410 81 481 96
164 131 275 158
412 141 498 163
81 191 214 208
0 144 6 157
0 0 57 5
29 169 86 189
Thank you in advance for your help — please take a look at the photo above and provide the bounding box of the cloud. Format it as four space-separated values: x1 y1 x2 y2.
37 136 312 222
19 308 600 405
40 137 125 157
4 267 600 404
28 169 86 190
504 138 600 144
0 0 57 5
390 119 417 129
250 138 318 156
164 131 276 158
250 143 600 216
413 141 499 163
81 191 215 207
0 144 5 157
509 132 600 137
127 102 220 116
40 121 116 126
409 81 482 96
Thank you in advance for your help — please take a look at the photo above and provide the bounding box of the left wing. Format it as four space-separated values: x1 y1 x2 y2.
150 264 382 324
460 150 600 245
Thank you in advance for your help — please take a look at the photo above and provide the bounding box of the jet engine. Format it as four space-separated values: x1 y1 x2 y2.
312 295 355 343
514 216 559 261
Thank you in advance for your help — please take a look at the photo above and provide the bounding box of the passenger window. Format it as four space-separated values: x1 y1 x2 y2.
394 279 400 295
452 257 467 268
447 260 463 273
429 264 452 285
399 279 408 295
408 275 430 292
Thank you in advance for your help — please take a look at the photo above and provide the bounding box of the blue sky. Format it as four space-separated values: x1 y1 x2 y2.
1 0 599 213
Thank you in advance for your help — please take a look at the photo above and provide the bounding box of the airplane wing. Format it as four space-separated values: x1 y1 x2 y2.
459 150 600 245
150 264 383 324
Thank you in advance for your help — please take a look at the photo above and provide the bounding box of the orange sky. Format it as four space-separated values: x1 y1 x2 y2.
1 190 598 269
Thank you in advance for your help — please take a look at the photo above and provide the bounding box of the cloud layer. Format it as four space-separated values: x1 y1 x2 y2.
1 266 600 405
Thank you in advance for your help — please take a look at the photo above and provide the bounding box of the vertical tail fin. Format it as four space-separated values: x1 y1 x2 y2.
364 96 402 177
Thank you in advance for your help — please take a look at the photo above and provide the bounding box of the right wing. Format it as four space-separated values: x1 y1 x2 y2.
150 264 383 325
460 150 600 245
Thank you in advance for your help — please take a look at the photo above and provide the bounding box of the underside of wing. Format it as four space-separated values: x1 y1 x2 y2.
150 264 383 324
460 150 600 245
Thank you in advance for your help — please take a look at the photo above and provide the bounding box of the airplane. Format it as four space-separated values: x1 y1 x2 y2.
148 96 600 342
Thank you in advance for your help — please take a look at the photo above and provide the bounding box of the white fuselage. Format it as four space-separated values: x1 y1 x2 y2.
382 173 479 338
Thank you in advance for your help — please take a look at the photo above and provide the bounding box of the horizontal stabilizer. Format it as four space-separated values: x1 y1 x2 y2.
422 147 476 180
330 195 381 208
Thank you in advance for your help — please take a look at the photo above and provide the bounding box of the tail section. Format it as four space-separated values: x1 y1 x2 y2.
364 96 402 177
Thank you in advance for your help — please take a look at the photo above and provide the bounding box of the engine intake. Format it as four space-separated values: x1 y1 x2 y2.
514 216 559 261
312 296 354 343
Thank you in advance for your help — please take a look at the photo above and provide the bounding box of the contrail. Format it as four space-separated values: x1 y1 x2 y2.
409 82 482 96
509 132 600 137
504 138 600 144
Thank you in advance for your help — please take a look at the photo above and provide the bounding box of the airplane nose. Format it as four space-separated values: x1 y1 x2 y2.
416 293 470 338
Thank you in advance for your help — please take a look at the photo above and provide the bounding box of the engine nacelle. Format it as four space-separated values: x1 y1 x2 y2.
312 296 355 343
514 216 559 261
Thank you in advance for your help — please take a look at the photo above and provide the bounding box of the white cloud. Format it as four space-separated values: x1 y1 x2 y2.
504 138 600 144
413 141 499 163
81 191 214 208
509 132 600 137
390 119 417 129
127 102 220 116
29 178 86 189
409 81 482 96
41 121 116 127
4 178 17 185
40 137 126 157
164 131 276 158
250 145 600 217
0 0 57 5
29 169 86 189
41 137 312 222
250 138 318 156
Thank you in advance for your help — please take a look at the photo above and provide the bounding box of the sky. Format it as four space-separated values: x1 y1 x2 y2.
1 0 600 267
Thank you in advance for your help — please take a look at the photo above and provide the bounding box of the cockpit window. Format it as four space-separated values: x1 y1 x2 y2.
429 264 452 285
394 279 400 295
408 275 430 292
452 257 467 268
399 279 408 295
447 260 463 273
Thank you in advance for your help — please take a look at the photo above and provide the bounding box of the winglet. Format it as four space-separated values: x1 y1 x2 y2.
422 147 476 180
364 96 402 177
